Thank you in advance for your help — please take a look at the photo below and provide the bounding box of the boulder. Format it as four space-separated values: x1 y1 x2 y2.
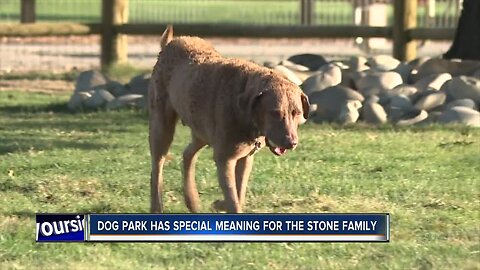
287 54 327 71
390 84 418 97
337 100 362 124
340 69 365 89
127 74 151 96
263 61 277 69
473 69 480 79
347 56 369 71
106 94 145 109
84 89 115 109
106 80 128 97
438 107 480 127
414 92 446 111
396 110 428 126
308 85 364 123
278 60 310 72
68 91 92 111
443 76 480 103
389 94 414 111
414 58 480 82
417 111 442 126
361 102 387 124
273 65 303 85
301 63 342 95
364 95 380 104
414 73 452 91
367 55 401 71
392 62 413 83
75 70 108 92
355 71 403 96
445 99 478 110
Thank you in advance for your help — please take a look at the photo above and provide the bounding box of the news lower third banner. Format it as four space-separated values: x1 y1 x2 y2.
36 213 390 242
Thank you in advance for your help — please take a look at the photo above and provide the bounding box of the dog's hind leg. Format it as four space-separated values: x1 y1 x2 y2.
235 155 254 209
182 135 206 213
149 92 177 213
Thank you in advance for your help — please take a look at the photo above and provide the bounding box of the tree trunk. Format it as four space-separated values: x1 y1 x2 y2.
444 0 480 60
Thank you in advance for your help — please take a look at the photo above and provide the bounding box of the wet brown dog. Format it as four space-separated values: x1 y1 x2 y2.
149 26 309 213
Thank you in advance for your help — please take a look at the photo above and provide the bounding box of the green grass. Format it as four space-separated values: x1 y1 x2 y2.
1 90 479 269
0 0 458 26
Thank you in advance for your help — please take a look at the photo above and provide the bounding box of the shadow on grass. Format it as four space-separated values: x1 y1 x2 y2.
0 102 70 114
0 137 111 155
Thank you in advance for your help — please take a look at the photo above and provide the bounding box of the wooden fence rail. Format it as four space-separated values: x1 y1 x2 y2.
0 0 456 69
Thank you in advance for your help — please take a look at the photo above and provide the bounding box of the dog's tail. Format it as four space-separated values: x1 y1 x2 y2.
160 25 173 51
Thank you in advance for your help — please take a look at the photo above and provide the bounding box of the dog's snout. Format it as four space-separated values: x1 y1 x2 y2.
285 135 298 149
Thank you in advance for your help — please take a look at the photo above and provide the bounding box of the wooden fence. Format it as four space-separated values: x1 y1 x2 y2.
0 0 456 69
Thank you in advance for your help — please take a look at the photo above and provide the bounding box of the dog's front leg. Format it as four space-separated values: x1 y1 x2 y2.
214 157 241 213
236 155 254 209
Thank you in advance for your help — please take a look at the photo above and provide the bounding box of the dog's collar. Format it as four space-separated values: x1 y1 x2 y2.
249 138 262 156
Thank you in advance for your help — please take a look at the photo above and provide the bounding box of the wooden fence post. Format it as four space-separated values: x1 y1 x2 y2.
393 0 417 61
20 0 36 23
300 0 315 25
101 0 128 70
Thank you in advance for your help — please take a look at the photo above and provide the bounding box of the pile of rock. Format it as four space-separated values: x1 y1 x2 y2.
268 54 480 127
68 55 480 127
68 70 150 111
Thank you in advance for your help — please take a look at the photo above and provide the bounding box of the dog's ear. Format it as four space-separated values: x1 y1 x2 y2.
160 25 173 50
300 93 310 120
238 91 263 122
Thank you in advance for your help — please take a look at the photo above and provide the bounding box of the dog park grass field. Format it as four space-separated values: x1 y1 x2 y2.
0 90 479 269
0 0 456 25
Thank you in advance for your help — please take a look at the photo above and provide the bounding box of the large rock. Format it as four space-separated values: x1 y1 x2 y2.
414 92 446 111
392 63 413 83
443 76 480 103
408 57 431 71
105 80 128 97
273 65 303 85
84 89 115 109
355 71 403 96
364 95 380 104
340 69 365 89
367 55 401 71
414 59 480 82
301 63 342 95
127 74 151 96
337 100 362 124
414 73 452 91
473 69 480 79
390 84 418 97
278 60 310 72
445 99 478 110
75 70 108 92
388 94 414 111
347 56 369 71
106 94 145 109
361 102 387 124
287 54 327 71
68 91 92 111
396 110 428 126
438 107 480 127
308 85 364 123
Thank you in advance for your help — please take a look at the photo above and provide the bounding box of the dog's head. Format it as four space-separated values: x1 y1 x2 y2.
238 72 309 156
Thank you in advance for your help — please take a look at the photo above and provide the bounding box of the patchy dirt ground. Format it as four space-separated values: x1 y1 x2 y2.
0 79 73 93
0 35 451 73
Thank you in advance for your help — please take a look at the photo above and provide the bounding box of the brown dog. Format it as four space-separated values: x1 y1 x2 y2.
149 26 309 213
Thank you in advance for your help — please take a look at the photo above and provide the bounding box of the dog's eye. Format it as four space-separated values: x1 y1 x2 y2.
269 110 282 118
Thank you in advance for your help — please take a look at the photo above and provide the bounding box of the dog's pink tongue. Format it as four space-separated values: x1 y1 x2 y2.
274 147 287 155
